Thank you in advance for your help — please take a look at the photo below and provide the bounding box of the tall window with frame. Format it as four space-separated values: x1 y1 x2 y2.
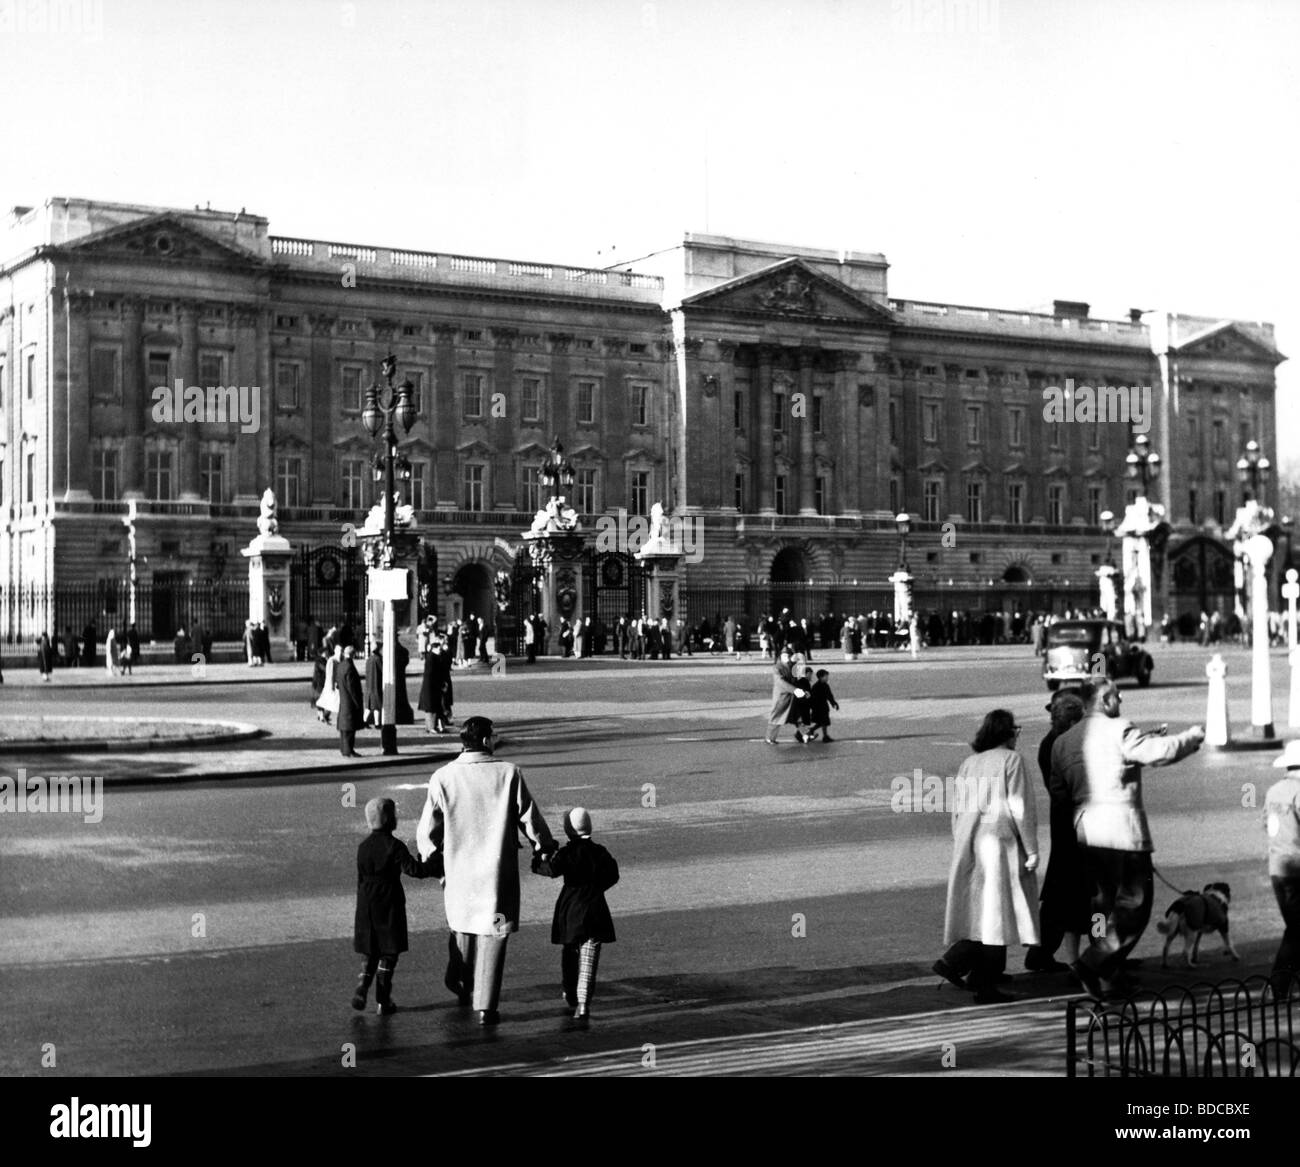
521 376 542 424
965 404 983 445
1047 483 1065 525
1186 412 1199 452
1089 417 1102 452
814 475 826 514
342 458 366 510
923 401 941 444
408 462 427 511
340 365 365 413
1212 418 1224 456
576 380 596 425
146 449 173 500
199 351 225 387
812 395 824 435
630 469 649 516
463 464 485 511
888 398 898 443
889 477 899 515
923 479 941 523
965 480 983 524
90 348 121 402
1007 482 1024 525
1049 419 1063 450
1086 485 1103 526
276 362 300 410
733 389 744 431
1188 488 1199 524
26 451 34 502
275 456 302 508
92 449 118 501
773 391 786 434
402 370 424 414
775 474 787 514
463 372 484 419
1008 406 1024 448
734 470 745 511
147 351 170 391
27 351 36 399
631 382 650 427
574 468 597 513
523 466 543 514
200 451 224 504
1213 488 1227 525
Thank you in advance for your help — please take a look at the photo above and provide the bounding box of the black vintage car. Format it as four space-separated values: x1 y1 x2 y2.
1042 619 1154 690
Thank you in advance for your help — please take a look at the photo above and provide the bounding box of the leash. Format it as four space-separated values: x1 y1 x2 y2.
1151 861 1194 897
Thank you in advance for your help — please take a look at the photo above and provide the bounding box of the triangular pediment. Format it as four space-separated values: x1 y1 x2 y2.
1171 321 1285 364
681 258 895 327
457 439 495 457
56 213 266 269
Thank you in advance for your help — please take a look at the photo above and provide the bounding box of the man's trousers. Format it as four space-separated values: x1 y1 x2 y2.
1079 846 1154 980
1271 875 1300 996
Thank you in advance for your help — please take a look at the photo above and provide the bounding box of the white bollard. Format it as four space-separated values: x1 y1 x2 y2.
1206 653 1230 747
1290 646 1300 730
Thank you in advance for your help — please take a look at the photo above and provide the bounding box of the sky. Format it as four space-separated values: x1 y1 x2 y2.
2 0 1296 466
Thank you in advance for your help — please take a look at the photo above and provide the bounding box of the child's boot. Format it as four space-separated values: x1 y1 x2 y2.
574 941 601 1020
375 962 396 1015
351 969 373 1011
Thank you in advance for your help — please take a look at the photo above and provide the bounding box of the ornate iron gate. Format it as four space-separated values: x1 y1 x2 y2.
290 544 363 632
588 550 647 627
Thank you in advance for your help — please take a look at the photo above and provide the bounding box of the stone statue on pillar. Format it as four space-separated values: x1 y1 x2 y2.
242 488 294 650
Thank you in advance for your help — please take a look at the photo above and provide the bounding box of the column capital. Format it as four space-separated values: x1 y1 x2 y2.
549 332 574 353
717 338 740 362
492 327 518 349
308 313 337 337
371 318 399 341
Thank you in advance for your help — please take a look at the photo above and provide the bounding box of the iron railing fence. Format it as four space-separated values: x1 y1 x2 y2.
1067 975 1299 1077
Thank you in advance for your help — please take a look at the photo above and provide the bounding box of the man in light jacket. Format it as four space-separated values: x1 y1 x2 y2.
1051 678 1204 995
417 716 555 1025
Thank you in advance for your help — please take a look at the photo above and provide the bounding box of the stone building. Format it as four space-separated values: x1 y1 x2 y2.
0 198 1285 644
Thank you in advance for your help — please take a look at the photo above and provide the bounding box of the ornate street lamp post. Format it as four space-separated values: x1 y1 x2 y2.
1096 509 1119 621
540 437 576 502
1116 432 1166 638
360 355 417 755
1226 436 1277 740
522 437 586 641
890 511 913 627
1236 438 1270 503
1125 432 1161 495
895 511 911 571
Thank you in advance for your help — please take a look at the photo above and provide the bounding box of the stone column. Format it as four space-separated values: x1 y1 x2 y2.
62 288 93 500
121 297 145 498
233 308 262 501
432 324 458 504
493 328 518 508
836 352 861 516
798 348 817 515
757 346 775 513
308 314 337 503
179 302 201 500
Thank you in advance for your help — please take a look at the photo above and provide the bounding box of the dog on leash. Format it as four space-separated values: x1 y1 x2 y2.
1156 883 1240 968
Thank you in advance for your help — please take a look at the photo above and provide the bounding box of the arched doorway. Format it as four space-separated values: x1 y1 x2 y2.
452 562 494 630
770 546 809 619
1002 565 1031 584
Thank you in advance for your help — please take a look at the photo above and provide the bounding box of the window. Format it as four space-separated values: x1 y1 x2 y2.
1087 485 1102 525
1188 488 1199 524
1047 483 1065 525
463 464 485 511
1008 407 1025 448
812 395 824 434
629 343 647 354
27 351 37 398
147 351 170 388
966 481 983 524
462 372 484 418
462 329 482 342
889 477 899 515
1089 419 1101 451
409 462 427 511
923 401 941 443
200 452 224 504
775 474 786 514
523 466 543 513
1214 488 1227 526
773 392 786 433
630 470 649 516
1049 420 1063 450
965 368 980 380
91 348 121 401
1212 419 1224 455
342 458 366 509
276 363 300 409
921 364 938 377
26 452 35 501
521 377 542 422
1187 413 1199 448
888 398 898 442
923 479 941 523
403 370 424 414
341 365 365 411
576 380 597 424
146 449 173 500
965 405 982 445
275 456 302 507
631 382 649 427
275 314 299 329
92 450 118 500
1007 482 1023 525
199 352 225 386
734 471 745 510
734 389 744 431
814 475 826 514
402 324 421 337
574 468 596 513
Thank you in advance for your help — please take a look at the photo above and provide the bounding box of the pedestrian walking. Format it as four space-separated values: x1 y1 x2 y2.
524 614 538 664
531 807 619 1022
1024 689 1087 972
764 646 813 745
104 626 118 677
350 797 440 1015
123 623 139 675
418 638 452 734
1265 742 1300 997
81 622 97 668
243 620 257 667
37 632 56 681
315 644 342 725
807 669 839 742
1051 679 1204 996
336 645 365 756
311 650 328 720
934 709 1040 1004
364 644 383 728
416 716 555 1026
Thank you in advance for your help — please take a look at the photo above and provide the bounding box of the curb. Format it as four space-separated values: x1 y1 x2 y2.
0 719 265 755
91 746 459 785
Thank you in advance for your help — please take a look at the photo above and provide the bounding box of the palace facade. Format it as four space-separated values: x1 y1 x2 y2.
0 198 1286 642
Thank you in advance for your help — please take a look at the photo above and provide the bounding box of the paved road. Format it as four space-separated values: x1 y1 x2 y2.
0 643 1291 1076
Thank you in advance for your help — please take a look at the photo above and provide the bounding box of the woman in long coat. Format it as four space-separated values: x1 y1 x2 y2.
336 646 365 756
364 646 383 728
37 633 56 681
316 645 342 724
934 708 1040 1003
765 646 810 745
418 641 451 733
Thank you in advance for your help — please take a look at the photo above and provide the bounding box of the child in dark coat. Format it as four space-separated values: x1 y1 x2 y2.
352 797 441 1014
531 807 619 1021
808 669 840 743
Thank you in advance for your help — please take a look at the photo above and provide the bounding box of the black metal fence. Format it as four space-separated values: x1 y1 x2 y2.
2 580 251 645
1067 976 1299 1077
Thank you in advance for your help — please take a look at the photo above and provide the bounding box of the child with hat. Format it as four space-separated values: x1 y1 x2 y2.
807 668 840 743
531 807 619 1021
352 797 441 1014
